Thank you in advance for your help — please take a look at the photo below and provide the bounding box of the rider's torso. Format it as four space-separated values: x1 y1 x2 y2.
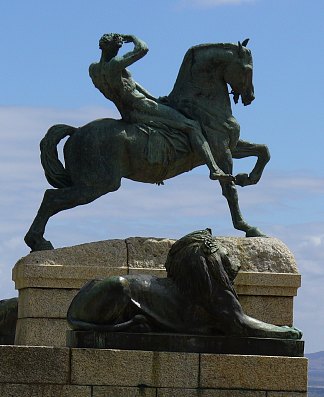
90 63 147 121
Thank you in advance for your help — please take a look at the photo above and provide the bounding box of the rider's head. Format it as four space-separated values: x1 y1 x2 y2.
99 33 123 54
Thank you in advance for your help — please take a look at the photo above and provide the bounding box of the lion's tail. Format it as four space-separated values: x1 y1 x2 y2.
40 124 76 188
67 314 148 332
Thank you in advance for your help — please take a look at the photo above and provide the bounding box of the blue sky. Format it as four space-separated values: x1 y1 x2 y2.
0 0 323 352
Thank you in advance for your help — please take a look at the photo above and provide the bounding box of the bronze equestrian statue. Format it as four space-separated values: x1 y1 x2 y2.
25 34 270 252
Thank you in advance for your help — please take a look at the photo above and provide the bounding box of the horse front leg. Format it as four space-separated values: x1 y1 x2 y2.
218 149 266 237
220 180 266 237
231 139 270 187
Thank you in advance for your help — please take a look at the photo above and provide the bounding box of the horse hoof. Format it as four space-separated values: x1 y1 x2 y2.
235 173 249 186
245 227 267 237
32 240 54 252
25 231 55 252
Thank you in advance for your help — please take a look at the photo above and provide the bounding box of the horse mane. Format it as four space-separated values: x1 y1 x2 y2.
165 229 241 303
191 42 239 52
181 42 241 67
168 42 251 101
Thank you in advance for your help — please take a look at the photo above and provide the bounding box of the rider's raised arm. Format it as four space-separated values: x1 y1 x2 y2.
109 34 148 70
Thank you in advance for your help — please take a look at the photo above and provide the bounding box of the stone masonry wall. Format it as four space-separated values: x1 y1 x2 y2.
0 345 308 397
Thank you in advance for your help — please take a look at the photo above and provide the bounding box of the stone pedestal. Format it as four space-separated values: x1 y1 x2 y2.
0 345 308 397
12 236 301 347
8 235 308 396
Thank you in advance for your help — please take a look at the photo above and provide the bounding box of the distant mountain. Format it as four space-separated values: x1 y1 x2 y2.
306 351 324 396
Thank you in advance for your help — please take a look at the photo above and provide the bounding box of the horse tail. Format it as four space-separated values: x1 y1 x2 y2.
40 124 76 188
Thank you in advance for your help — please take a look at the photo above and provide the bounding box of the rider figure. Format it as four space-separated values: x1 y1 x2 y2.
89 33 232 181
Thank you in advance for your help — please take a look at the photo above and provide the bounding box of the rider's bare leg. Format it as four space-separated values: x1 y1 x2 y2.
132 101 233 181
187 129 234 182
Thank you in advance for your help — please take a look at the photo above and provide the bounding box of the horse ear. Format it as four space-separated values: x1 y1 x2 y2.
238 41 244 58
238 38 249 58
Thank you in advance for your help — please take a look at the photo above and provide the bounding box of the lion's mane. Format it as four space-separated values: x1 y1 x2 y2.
165 229 241 303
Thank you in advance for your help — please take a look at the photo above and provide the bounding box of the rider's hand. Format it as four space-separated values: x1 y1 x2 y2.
122 34 133 43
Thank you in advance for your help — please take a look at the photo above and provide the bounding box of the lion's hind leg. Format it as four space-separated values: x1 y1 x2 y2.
67 276 151 332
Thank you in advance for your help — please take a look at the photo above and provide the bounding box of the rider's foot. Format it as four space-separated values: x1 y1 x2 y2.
209 171 235 182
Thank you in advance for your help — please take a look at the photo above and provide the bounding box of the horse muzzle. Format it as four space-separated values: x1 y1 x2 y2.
241 91 255 106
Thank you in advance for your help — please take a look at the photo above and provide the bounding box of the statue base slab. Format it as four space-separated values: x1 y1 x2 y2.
67 330 304 357
0 345 308 396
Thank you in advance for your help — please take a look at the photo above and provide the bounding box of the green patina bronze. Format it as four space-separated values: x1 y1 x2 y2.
0 298 18 344
67 229 302 339
25 34 270 252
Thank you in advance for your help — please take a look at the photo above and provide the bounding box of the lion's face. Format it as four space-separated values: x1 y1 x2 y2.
165 229 241 302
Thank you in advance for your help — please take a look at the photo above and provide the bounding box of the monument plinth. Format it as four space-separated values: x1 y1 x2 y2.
13 236 301 346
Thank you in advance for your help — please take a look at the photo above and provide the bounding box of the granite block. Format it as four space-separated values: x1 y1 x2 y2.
71 348 199 388
267 392 307 397
18 288 79 318
93 386 156 397
157 390 266 397
0 384 91 397
238 295 294 325
0 346 69 384
199 354 308 391
15 318 69 346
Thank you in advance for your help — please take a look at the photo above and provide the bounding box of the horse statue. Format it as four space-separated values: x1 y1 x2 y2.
25 37 270 252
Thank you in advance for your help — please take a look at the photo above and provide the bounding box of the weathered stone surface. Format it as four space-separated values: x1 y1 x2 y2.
267 393 307 397
0 347 308 396
13 236 298 288
0 384 91 397
128 267 167 277
126 236 298 273
126 237 175 269
18 288 79 318
217 237 298 273
200 354 308 391
157 390 266 397
235 272 301 294
93 386 156 397
13 239 128 289
238 295 294 325
13 264 128 289
17 239 127 267
71 348 199 388
15 318 68 347
0 346 69 384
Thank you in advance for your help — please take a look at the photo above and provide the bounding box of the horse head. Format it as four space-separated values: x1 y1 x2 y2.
223 39 255 106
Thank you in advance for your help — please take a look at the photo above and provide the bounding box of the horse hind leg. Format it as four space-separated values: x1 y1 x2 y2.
24 179 121 252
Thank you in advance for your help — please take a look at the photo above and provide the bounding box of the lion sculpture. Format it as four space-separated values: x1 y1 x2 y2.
67 229 302 339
